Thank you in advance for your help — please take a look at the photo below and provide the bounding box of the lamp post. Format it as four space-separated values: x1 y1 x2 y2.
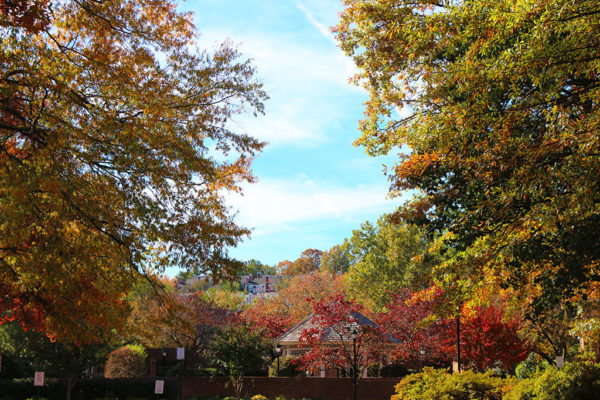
352 328 358 400
419 348 426 370
275 343 282 376
456 313 461 373
161 347 167 378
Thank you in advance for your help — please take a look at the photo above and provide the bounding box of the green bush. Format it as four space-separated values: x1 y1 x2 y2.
392 368 512 400
209 324 273 377
269 356 302 377
104 345 147 378
514 353 549 380
505 361 600 400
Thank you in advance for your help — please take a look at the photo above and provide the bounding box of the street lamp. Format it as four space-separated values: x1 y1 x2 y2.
161 347 167 378
275 343 282 376
419 348 426 370
352 328 358 400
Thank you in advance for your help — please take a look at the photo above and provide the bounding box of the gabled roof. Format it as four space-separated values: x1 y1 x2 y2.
276 311 400 345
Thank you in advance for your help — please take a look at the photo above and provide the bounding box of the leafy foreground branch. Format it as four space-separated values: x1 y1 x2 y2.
0 0 267 344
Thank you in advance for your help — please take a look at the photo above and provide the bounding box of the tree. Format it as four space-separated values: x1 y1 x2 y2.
380 289 529 372
343 216 436 310
461 305 530 372
243 269 345 338
321 245 350 275
378 288 453 370
283 249 323 275
0 0 266 343
0 0 50 31
336 0 600 338
126 290 238 370
0 321 109 400
239 259 276 276
296 294 384 377
335 0 600 316
209 323 273 376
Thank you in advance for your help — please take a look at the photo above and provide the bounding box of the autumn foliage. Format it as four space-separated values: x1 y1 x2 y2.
296 294 384 375
0 0 266 343
242 269 345 338
380 289 529 372
335 0 600 340
127 290 239 361
378 288 453 369
461 305 530 372
104 345 148 378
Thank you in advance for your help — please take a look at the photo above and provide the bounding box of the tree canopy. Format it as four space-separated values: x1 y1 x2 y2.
335 0 600 313
344 216 435 310
0 0 266 343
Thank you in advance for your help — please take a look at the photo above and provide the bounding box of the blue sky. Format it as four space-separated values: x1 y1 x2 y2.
179 0 406 266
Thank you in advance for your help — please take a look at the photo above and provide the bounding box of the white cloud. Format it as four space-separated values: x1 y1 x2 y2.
197 31 361 147
227 177 399 236
295 2 336 44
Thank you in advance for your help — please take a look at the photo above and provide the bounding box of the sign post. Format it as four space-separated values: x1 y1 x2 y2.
177 347 185 400
34 371 44 400
155 379 164 395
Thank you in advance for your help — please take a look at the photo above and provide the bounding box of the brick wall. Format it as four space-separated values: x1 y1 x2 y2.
181 377 399 400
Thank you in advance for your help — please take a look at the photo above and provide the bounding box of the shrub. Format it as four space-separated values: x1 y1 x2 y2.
0 377 178 400
380 363 410 378
104 345 148 378
505 361 600 400
269 356 302 377
514 353 549 380
0 378 63 400
251 395 269 400
209 324 273 377
392 367 512 400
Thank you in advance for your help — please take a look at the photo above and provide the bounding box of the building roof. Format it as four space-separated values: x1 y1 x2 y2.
276 311 400 345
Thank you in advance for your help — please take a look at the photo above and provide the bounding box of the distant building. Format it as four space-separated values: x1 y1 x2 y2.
240 272 284 294
176 275 213 292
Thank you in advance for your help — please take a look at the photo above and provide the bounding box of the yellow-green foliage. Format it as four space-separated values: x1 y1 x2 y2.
392 368 513 400
504 361 600 400
250 395 269 400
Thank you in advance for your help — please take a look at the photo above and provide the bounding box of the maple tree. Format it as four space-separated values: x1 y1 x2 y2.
380 289 529 372
335 0 600 325
461 305 530 372
0 0 266 343
296 294 385 377
377 288 452 370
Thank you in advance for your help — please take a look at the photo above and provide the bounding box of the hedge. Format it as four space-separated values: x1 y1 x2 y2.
0 377 178 400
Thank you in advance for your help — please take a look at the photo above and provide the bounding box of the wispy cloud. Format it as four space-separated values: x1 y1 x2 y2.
295 1 335 44
227 176 399 236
